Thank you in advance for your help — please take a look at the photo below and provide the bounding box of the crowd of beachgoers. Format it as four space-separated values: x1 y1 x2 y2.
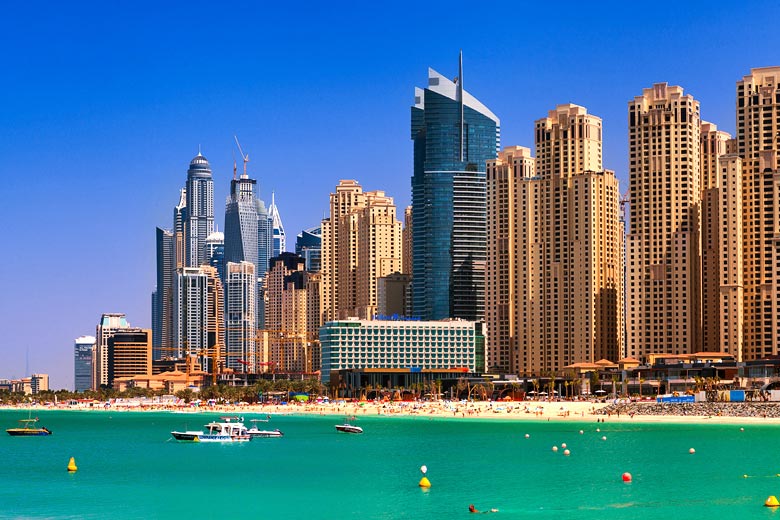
5 398 780 424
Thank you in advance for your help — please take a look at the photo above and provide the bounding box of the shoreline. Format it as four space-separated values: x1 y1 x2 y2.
5 400 780 426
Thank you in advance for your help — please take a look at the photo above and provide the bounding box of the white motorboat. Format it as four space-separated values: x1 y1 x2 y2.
246 418 283 438
171 416 251 442
335 423 363 434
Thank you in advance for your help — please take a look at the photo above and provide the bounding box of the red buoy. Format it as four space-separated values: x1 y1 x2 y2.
622 472 632 482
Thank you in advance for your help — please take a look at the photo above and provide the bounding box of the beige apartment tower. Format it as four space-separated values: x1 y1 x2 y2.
626 83 702 361
320 180 403 322
486 104 624 375
700 123 744 358
737 67 780 360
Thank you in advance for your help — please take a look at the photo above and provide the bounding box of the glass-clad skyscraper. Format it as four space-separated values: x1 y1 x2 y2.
185 153 214 267
269 192 286 256
411 54 500 320
74 335 95 392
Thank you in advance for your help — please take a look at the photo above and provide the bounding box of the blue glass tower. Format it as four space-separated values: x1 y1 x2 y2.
411 54 500 321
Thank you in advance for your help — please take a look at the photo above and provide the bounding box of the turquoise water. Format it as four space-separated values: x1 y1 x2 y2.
2 410 780 519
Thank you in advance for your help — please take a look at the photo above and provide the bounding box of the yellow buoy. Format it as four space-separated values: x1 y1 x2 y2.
419 476 431 488
765 496 779 507
67 457 78 472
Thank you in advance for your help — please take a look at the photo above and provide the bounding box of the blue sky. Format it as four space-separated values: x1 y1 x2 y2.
1 0 778 389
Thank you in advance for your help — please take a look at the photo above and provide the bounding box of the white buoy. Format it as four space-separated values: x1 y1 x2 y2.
552 446 558 452
561 443 567 449
524 434 530 439
563 449 570 456
579 430 584 435
689 448 695 454
602 436 607 441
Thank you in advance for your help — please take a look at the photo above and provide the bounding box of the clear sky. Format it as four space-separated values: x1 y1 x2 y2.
2 0 778 390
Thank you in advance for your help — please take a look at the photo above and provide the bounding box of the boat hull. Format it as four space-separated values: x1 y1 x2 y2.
335 424 363 434
6 428 51 436
247 429 284 438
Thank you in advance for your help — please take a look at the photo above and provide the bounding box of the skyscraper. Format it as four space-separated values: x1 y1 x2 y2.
295 226 321 272
94 313 130 389
269 192 286 256
320 181 403 322
224 261 256 373
74 335 95 392
411 54 500 320
107 328 152 388
627 83 702 361
185 153 214 267
486 105 623 375
205 231 225 281
153 227 174 360
173 266 223 372
700 123 742 357
737 67 780 360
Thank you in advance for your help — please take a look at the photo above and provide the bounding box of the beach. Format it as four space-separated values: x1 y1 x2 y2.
7 398 780 425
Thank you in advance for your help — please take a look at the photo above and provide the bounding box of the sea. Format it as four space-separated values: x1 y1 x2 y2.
1 409 779 519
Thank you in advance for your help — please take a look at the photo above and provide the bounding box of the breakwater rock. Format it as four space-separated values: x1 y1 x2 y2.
597 402 780 418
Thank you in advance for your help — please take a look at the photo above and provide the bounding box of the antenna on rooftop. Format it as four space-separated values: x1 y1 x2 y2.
234 135 249 177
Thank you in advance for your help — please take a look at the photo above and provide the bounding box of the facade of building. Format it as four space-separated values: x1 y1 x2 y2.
269 192 286 257
74 335 95 392
94 313 130 389
737 67 780 360
411 56 499 321
402 206 412 276
264 253 311 372
377 272 411 318
487 104 624 375
185 153 214 268
320 181 403 322
204 231 225 281
107 328 152 388
626 83 702 361
700 123 743 358
224 261 256 373
173 265 223 372
295 226 321 272
153 227 174 361
319 319 478 384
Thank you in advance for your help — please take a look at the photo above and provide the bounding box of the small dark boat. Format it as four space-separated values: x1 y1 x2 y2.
6 417 52 436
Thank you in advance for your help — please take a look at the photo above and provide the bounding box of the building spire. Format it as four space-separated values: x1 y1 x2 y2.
458 50 464 162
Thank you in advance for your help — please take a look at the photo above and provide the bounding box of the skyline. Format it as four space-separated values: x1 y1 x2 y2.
2 1 780 389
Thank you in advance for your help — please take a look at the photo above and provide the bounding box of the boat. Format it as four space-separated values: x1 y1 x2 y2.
247 418 283 438
171 416 251 442
6 415 52 436
335 417 363 434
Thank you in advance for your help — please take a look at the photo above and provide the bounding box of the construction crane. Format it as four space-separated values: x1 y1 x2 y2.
619 190 630 225
234 135 249 176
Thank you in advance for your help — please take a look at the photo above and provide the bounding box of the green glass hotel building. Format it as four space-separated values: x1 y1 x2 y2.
411 55 500 320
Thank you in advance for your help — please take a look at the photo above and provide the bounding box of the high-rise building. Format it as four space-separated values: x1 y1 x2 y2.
320 181 403 321
737 67 780 360
153 227 174 360
700 123 743 357
107 328 152 388
269 192 286 257
355 191 403 319
411 54 499 320
174 188 187 270
205 231 225 280
94 313 130 389
627 83 702 361
185 153 214 267
224 261 256 373
321 180 365 323
264 253 311 372
487 105 623 375
295 226 321 272
173 266 223 372
224 169 260 274
74 335 95 392
402 206 412 275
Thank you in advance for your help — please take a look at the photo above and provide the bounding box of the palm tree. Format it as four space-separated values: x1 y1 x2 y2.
611 374 619 399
